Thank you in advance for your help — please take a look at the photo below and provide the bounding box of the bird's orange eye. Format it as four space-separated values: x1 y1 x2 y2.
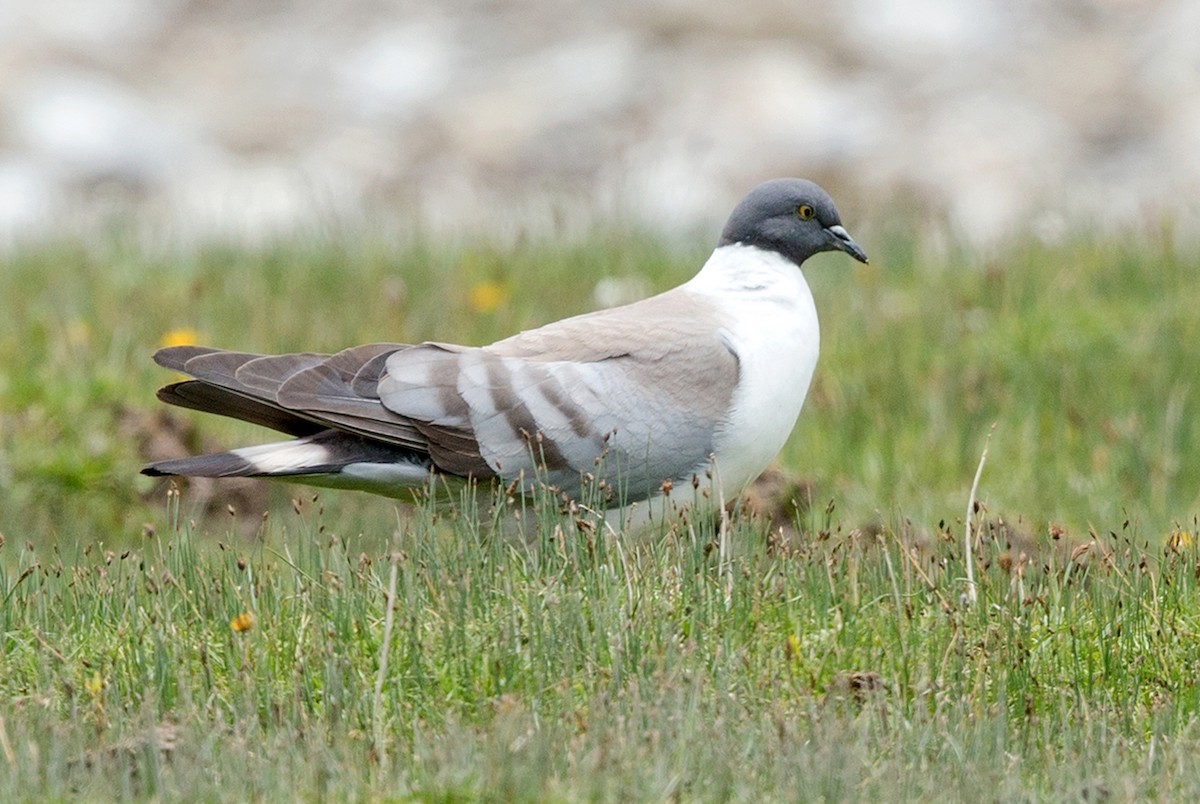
796 204 815 220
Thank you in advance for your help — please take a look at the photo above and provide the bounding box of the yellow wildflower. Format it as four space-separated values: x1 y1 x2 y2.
66 320 91 348
468 281 508 314
160 328 201 348
84 671 104 697
1167 530 1193 553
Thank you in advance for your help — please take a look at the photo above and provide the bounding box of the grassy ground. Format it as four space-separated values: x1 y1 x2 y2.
4 490 1200 800
1 224 1199 799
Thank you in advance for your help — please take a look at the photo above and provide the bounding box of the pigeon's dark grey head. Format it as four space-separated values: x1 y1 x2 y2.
718 178 868 267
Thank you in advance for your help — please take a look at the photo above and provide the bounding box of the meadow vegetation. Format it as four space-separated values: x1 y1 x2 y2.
0 223 1198 799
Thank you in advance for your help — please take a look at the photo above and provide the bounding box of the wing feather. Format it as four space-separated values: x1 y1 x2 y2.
375 290 739 497
157 381 325 436
152 288 739 499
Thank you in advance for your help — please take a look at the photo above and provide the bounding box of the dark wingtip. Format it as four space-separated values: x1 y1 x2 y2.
152 344 220 371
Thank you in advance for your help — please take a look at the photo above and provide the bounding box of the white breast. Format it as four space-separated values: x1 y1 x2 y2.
684 244 820 492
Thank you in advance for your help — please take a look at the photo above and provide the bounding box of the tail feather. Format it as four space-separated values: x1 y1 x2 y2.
143 452 261 478
141 430 435 495
143 436 349 478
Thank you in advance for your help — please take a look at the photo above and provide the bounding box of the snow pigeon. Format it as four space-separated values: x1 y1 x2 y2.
144 178 868 520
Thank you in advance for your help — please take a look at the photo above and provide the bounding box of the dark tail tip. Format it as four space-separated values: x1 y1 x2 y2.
141 453 259 478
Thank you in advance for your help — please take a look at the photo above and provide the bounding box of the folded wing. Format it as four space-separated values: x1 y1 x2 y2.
147 289 740 504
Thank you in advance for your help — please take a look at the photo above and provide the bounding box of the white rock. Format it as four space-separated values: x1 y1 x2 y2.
12 71 195 183
0 155 56 242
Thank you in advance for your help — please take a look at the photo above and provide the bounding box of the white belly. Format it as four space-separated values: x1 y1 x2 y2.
687 245 821 492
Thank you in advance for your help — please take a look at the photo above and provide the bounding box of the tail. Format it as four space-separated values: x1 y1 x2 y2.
142 431 434 497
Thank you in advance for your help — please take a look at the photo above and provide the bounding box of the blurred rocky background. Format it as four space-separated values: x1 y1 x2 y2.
2 0 1198 248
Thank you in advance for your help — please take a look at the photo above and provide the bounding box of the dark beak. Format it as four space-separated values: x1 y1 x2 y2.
826 225 869 264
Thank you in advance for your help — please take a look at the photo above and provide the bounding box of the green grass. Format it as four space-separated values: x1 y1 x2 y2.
4 492 1200 799
1 224 1199 799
